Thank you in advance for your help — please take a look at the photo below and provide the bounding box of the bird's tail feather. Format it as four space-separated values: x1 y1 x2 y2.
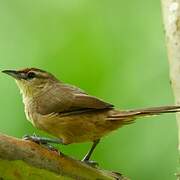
108 105 180 121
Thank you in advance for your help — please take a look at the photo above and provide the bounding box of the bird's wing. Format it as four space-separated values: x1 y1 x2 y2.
36 83 113 115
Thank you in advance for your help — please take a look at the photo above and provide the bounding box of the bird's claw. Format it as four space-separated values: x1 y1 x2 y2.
23 134 43 144
82 160 99 168
41 144 59 153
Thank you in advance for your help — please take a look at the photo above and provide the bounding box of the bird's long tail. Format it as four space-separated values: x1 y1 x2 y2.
108 105 180 123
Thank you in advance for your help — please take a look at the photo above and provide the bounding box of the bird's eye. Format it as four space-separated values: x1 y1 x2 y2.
27 72 36 79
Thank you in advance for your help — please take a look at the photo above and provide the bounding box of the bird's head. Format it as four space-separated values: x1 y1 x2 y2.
2 68 58 97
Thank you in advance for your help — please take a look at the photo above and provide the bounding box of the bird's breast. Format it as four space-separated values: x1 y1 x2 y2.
23 97 39 126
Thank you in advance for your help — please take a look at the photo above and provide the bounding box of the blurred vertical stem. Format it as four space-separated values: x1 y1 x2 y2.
161 0 180 178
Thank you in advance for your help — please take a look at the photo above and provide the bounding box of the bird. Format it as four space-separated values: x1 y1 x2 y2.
2 68 180 163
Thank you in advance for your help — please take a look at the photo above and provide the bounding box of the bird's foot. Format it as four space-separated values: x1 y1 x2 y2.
23 134 63 144
23 134 49 144
22 134 61 153
82 159 99 168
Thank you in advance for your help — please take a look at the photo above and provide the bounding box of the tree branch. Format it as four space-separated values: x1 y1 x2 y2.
0 133 129 180
161 0 180 178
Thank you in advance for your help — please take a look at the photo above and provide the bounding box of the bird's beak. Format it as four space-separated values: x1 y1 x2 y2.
2 70 23 79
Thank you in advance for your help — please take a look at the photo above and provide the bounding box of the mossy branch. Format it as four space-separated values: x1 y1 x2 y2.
0 133 129 180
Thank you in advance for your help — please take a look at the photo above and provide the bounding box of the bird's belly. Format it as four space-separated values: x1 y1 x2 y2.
36 110 122 144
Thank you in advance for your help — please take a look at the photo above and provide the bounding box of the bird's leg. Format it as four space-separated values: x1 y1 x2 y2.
82 139 100 166
23 134 63 152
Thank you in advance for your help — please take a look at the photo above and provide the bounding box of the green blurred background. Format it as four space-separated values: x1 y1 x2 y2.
0 0 178 179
